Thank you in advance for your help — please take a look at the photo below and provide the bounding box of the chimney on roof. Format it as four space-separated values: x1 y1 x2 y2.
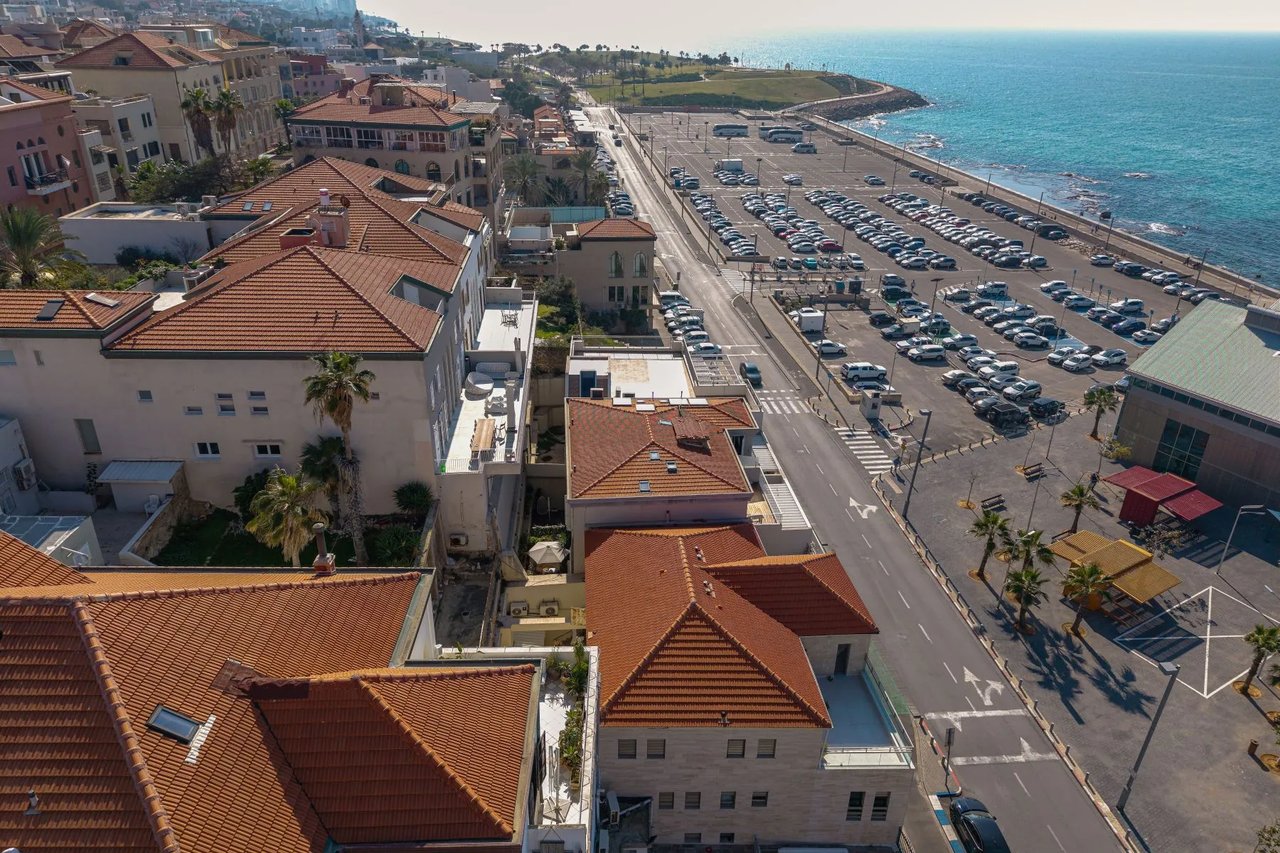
310 188 348 249
24 789 40 816
694 546 704 562
719 711 730 727
338 77 355 96
311 522 336 576
279 226 316 250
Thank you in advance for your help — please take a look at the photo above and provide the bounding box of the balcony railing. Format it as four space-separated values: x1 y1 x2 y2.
25 169 70 195
120 130 134 142
356 139 385 150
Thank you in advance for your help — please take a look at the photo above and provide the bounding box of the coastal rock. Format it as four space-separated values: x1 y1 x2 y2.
804 85 929 121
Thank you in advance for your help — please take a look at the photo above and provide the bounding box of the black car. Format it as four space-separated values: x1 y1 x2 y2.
868 311 895 327
986 401 1030 428
1029 397 1064 418
950 797 1012 853
1112 318 1147 335
961 299 994 315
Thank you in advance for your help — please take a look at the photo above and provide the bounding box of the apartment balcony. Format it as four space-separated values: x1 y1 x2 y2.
356 139 385 150
821 646 916 771
26 170 70 196
120 130 134 142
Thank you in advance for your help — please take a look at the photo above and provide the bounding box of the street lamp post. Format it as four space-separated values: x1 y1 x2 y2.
1117 661 1180 812
756 156 762 181
663 146 669 176
1192 247 1209 288
928 276 944 322
843 145 850 172
703 121 708 154
890 160 900 192
1103 206 1119 252
902 409 933 521
1216 505 1268 575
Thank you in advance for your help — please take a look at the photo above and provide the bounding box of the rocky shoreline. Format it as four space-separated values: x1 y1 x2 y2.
804 85 929 121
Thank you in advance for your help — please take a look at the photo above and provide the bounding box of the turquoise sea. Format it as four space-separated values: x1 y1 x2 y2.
721 32 1280 281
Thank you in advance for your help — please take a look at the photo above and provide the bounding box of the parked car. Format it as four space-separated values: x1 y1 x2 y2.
972 395 1003 415
1111 318 1147 336
842 362 888 381
689 342 722 356
1110 298 1145 315
907 344 946 362
942 369 975 388
1014 332 1049 349
979 361 1020 381
1092 348 1128 367
1047 346 1076 366
868 310 895 327
1132 329 1164 344
955 376 984 393
942 333 978 350
1029 397 1065 419
881 324 914 340
986 401 1030 429
815 339 847 356
1062 353 1094 372
1002 379 1043 401
987 373 1022 393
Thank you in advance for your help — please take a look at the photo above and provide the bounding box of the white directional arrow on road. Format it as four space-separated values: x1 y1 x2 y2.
963 667 1006 706
848 498 878 519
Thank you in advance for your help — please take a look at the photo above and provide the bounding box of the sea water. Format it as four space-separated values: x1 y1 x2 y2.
725 31 1280 280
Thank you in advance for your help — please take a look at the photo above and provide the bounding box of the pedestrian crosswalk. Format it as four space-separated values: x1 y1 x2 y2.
835 427 896 475
756 390 808 415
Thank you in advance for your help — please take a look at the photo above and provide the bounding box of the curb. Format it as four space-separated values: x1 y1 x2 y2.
926 793 967 853
917 715 963 795
869 474 1140 852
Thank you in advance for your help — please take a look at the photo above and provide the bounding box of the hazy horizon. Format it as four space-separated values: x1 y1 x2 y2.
357 1 1280 49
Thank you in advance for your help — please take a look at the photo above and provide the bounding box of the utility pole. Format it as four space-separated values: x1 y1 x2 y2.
902 409 933 521
814 294 831 378
1103 206 1119 252
1192 247 1209 288
1117 661 1180 812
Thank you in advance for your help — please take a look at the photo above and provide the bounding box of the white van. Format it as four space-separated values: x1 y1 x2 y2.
978 361 1020 380
842 361 888 381
657 290 688 306
792 142 817 154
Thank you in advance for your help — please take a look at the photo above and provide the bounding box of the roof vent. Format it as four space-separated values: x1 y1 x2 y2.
638 480 651 493
694 546 704 561
34 298 64 322
279 226 316 250
666 461 678 474
719 710 731 727
24 788 40 816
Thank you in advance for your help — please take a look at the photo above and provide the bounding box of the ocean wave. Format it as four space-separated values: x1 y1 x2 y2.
1060 172 1104 185
1124 172 1154 179
1147 222 1186 237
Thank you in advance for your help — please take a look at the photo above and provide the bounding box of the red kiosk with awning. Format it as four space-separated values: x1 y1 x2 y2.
1103 465 1224 527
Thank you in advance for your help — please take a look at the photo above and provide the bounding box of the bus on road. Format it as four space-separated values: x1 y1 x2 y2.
712 123 749 138
765 128 804 143
758 124 787 139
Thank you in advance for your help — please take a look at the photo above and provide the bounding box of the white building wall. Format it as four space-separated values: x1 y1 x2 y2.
566 493 751 573
59 205 215 264
0 417 39 515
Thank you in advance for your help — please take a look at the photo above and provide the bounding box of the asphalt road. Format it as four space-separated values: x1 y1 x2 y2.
593 103 1125 853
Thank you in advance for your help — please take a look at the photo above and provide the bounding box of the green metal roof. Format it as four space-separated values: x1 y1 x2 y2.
1129 300 1280 425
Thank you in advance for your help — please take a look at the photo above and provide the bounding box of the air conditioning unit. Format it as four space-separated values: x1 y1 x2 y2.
13 458 36 490
174 201 193 215
508 600 530 617
201 195 218 209
448 533 468 547
538 600 560 617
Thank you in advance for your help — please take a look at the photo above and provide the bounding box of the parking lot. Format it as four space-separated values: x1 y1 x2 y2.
630 110 1239 451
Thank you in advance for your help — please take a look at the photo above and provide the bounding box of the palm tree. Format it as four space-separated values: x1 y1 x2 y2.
243 156 274 187
0 208 84 288
585 170 610 206
1060 482 1101 533
180 87 215 158
1083 386 1120 439
304 352 376 565
506 153 544 204
1063 562 1111 635
1006 568 1047 634
300 435 345 518
545 176 573 206
1004 528 1056 594
273 98 296 121
211 87 245 155
570 148 597 202
968 510 1011 582
1241 625 1280 695
246 467 327 567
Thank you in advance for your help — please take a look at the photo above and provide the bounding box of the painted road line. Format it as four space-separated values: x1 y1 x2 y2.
925 708 1029 731
949 737 1059 766
942 661 958 683
919 622 933 643
898 590 911 610
1013 771 1030 796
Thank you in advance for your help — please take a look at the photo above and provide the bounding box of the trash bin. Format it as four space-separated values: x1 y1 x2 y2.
834 279 846 294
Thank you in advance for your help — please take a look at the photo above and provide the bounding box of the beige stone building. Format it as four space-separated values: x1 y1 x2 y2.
555 218 656 318
586 525 914 848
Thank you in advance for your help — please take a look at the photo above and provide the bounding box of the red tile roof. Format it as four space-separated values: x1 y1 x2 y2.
0 289 154 332
0 562 430 853
0 76 71 104
0 33 50 59
56 31 220 69
702 554 879 636
0 530 91 587
109 245 451 353
291 77 463 128
567 398 752 500
60 18 118 47
585 525 831 728
577 218 656 241
434 200 486 231
210 156 445 214
250 666 534 843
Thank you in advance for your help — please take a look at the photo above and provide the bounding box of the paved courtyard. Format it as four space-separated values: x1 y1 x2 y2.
894 417 1280 853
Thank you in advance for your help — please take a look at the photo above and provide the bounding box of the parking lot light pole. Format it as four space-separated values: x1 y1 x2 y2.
843 145 850 172
890 160 900 192
902 409 933 521
1192 248 1209 288
1103 205 1119 251
928 276 944 319
1216 505 1268 575
756 157 762 180
1117 661 1180 812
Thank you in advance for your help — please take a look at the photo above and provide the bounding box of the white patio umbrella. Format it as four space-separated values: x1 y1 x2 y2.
527 540 569 569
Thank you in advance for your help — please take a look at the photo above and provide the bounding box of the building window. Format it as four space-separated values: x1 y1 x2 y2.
184 406 203 416
630 285 646 306
617 739 636 759
757 738 776 758
218 403 235 416
0 349 15 365
633 252 649 277
683 834 701 844
1154 417 1210 479
846 791 865 821
395 159 410 174
871 792 891 821
74 418 100 454
726 739 745 758
5 166 14 187
607 285 626 304
646 739 665 759
684 792 700 810
607 251 623 278
719 791 736 810
216 392 233 400
142 111 153 128
248 391 266 400
251 406 269 416
137 390 153 403
253 443 283 458
657 792 674 810
194 441 220 458
751 791 769 808
425 161 442 181
719 833 735 844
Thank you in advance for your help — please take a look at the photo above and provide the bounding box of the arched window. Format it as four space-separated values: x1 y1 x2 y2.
426 161 442 181
395 159 410 174
364 157 379 167
633 252 649 277
608 251 623 279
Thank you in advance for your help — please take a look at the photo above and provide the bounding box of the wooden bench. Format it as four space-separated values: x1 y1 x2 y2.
980 494 1005 511
1022 463 1044 481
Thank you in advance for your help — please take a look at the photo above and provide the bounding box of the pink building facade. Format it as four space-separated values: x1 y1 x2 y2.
0 78 91 217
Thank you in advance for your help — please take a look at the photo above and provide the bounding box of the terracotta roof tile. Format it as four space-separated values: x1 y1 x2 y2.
291 78 463 128
251 666 534 843
0 566 426 852
0 289 154 332
577 218 656 241
702 554 879 636
61 18 118 46
0 531 92 587
433 200 486 231
567 398 752 500
0 76 71 104
108 245 449 353
585 526 830 728
56 31 220 69
210 156 446 214
0 33 50 59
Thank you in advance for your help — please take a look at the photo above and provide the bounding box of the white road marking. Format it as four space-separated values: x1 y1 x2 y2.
829 482 838 494
950 738 1059 766
1013 771 1030 796
815 463 824 475
963 667 1005 706
898 590 911 610
925 708 1028 731
919 623 932 643
862 534 871 547
1046 824 1067 852
942 661 958 683
965 695 977 712
878 559 889 576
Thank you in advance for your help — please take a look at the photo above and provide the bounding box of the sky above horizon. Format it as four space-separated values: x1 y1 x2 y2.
361 0 1280 49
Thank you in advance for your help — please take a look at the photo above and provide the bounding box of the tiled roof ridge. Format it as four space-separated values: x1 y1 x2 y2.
260 663 537 687
707 397 754 426
5 570 421 605
705 554 878 632
687 597 829 726
69 600 181 853
305 246 422 348
359 191 464 261
357 678 513 834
